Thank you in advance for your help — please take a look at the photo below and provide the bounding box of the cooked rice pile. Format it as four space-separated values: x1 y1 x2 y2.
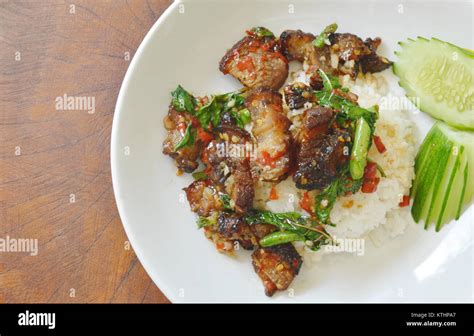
252 70 417 263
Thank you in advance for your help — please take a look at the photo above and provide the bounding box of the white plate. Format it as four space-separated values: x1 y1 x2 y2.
111 0 473 302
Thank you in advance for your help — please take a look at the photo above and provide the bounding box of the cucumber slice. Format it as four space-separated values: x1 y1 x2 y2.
411 133 446 223
456 161 469 219
432 146 461 231
442 148 467 225
424 141 456 227
410 128 443 199
411 122 474 230
394 37 474 130
437 123 474 203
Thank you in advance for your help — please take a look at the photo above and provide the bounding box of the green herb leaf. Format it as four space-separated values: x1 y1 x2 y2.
171 85 196 113
197 213 218 229
192 171 208 181
195 97 219 130
315 89 378 128
313 23 338 48
173 123 196 151
318 69 341 91
197 217 211 229
246 210 333 250
314 168 363 224
250 27 275 38
219 193 233 211
230 108 251 128
194 90 249 130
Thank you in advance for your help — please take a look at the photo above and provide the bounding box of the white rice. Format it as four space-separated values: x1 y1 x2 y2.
253 70 417 265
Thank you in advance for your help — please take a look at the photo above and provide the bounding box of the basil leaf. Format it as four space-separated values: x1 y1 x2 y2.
250 27 275 38
195 90 249 130
237 108 251 125
318 69 341 91
192 171 208 181
314 70 375 123
313 23 338 48
315 90 378 129
171 85 196 113
230 108 251 128
314 181 340 224
219 193 233 211
197 214 218 229
197 217 211 229
314 168 363 224
195 97 218 130
174 123 195 151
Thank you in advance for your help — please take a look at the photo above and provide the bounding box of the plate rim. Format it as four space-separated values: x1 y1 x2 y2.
111 0 179 303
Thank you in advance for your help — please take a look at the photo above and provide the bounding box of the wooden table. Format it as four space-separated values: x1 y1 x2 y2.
0 0 172 303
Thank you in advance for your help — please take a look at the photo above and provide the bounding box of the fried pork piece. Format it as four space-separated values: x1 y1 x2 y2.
330 33 371 62
279 30 334 73
330 33 392 77
201 140 229 184
217 214 257 250
203 223 237 254
279 29 315 62
360 37 393 73
293 106 351 190
245 88 292 182
219 28 289 90
283 82 316 110
329 33 371 77
217 212 277 248
205 214 277 254
249 223 277 239
252 243 303 297
297 106 334 144
202 125 255 214
202 126 251 183
183 180 222 217
226 159 255 214
279 29 392 79
184 179 242 253
162 108 202 173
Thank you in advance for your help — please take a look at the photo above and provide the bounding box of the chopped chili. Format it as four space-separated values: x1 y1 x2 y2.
299 192 313 215
361 177 380 193
261 151 275 168
197 127 213 143
364 162 378 180
269 186 279 200
373 135 387 154
236 56 255 72
399 195 410 207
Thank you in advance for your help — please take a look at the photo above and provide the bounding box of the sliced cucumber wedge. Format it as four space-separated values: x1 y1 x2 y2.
394 37 474 130
411 123 474 230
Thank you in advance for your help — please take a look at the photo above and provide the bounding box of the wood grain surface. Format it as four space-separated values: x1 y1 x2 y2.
0 0 172 303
